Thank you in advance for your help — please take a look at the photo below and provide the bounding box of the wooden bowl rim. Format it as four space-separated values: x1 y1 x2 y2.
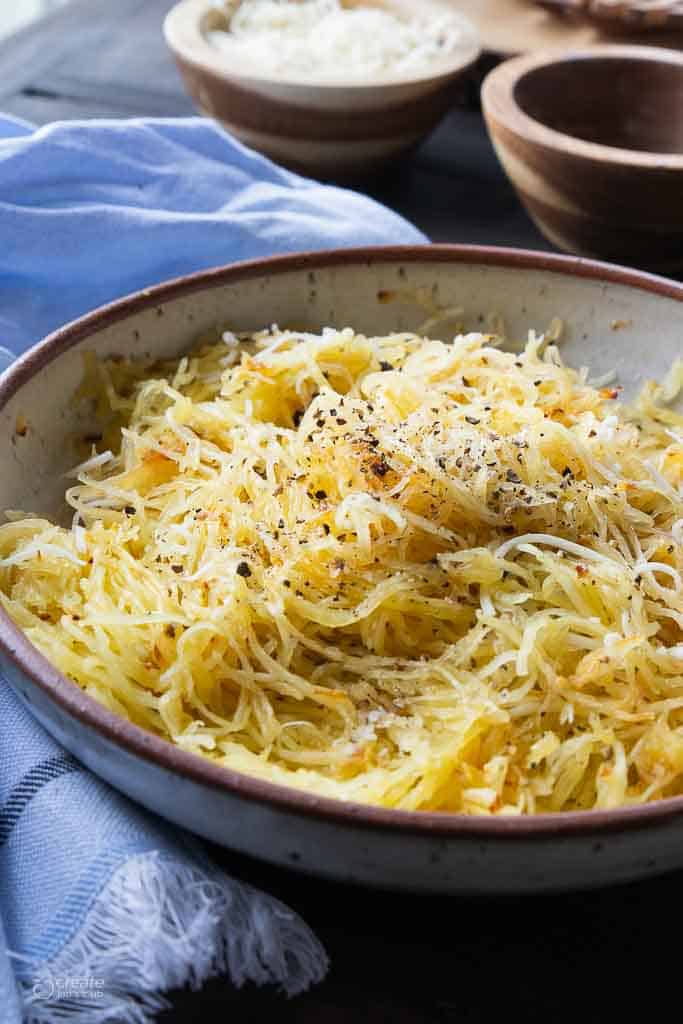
164 0 481 92
482 43 683 169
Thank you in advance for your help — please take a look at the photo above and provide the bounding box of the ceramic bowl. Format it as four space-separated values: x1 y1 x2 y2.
2 245 683 893
163 0 480 177
481 44 683 272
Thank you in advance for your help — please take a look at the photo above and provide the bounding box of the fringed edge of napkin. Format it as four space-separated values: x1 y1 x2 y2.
18 850 328 1023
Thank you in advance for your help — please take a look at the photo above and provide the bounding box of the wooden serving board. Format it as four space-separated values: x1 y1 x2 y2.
451 0 683 53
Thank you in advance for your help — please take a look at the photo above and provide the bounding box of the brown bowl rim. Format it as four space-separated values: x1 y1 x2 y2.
3 243 683 840
481 43 683 170
163 0 481 92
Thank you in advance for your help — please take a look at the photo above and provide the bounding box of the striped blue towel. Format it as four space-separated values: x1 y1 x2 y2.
0 113 425 1022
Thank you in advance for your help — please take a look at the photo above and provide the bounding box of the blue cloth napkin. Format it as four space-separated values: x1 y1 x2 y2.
0 114 423 353
0 114 426 1022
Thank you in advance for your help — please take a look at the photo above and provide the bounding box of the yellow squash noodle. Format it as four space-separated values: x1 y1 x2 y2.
2 323 683 815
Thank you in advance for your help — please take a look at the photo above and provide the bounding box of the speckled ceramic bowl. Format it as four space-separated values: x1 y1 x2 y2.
163 0 480 177
1 245 683 893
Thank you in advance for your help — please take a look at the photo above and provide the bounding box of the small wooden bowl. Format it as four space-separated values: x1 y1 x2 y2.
164 0 480 179
482 44 683 272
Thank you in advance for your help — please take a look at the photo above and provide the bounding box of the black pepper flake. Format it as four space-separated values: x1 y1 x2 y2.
323 523 330 535
315 489 327 500
336 418 347 426
562 466 573 478
316 418 325 428
236 561 252 578
171 565 183 574
506 470 521 483
292 409 303 427
165 625 176 638
465 416 480 426
278 519 285 529
371 460 389 477
379 361 393 371
124 505 136 516
284 579 291 588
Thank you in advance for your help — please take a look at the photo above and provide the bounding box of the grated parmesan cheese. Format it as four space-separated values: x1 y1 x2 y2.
2 323 683 814
207 0 474 80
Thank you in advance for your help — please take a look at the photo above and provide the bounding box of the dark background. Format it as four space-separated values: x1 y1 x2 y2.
162 842 670 1022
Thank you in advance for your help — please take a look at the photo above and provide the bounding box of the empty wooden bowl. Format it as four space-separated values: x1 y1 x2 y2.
164 0 480 179
482 44 683 272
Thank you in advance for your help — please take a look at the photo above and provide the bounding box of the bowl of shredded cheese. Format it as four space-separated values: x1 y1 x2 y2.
2 245 683 892
164 0 480 176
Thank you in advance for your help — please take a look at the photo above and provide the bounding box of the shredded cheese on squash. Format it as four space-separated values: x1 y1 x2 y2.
2 323 683 815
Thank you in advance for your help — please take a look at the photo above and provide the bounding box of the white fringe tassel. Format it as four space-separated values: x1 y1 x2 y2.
20 850 328 1023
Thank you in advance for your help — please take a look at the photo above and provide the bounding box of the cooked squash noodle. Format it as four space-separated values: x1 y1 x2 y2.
2 325 683 814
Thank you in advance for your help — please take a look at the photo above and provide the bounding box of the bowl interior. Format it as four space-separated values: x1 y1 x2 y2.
1 251 681 524
514 54 683 154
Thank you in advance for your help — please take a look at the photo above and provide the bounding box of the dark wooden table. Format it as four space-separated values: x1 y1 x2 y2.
0 3 672 1022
